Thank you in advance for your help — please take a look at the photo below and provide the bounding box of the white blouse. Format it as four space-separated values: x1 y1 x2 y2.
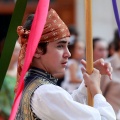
62 59 83 94
31 81 116 120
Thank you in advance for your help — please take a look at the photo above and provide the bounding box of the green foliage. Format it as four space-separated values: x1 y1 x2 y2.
0 75 16 116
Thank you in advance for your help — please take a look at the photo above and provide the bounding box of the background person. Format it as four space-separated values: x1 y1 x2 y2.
93 37 108 61
61 39 85 94
101 29 120 118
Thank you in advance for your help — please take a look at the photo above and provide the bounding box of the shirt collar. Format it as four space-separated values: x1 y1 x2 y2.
27 67 58 85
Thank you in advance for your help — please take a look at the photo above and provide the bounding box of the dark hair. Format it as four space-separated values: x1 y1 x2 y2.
23 14 34 30
93 37 103 50
68 39 78 58
23 14 48 54
113 29 120 51
108 41 115 57
68 25 78 36
38 42 48 54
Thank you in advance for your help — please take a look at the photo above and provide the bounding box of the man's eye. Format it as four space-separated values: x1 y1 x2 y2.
57 45 64 48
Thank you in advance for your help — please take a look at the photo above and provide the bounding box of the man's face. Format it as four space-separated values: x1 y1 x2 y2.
39 37 71 75
93 41 108 61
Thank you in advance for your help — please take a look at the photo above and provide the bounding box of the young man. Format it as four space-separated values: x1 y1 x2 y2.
14 9 115 119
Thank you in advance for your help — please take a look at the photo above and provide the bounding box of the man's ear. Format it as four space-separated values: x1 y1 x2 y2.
34 48 43 58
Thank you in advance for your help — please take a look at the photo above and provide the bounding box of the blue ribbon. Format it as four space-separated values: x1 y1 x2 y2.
112 0 120 37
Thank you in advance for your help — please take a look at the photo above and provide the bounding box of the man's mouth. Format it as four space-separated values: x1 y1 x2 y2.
61 61 68 67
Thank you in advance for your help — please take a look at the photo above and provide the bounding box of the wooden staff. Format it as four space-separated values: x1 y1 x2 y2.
85 0 94 106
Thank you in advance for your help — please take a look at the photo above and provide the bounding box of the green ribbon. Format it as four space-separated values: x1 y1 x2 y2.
0 0 28 90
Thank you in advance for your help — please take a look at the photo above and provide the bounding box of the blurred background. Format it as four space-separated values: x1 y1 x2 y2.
0 0 120 119
0 0 119 50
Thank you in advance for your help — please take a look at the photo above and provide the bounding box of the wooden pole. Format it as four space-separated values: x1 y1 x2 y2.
85 0 94 106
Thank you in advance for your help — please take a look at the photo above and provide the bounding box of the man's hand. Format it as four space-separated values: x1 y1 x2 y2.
81 67 102 97
81 59 112 80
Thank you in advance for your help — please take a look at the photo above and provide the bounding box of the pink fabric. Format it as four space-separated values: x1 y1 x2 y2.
9 0 49 119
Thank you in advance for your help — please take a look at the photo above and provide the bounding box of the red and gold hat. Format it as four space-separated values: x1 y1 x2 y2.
40 8 70 42
17 8 70 44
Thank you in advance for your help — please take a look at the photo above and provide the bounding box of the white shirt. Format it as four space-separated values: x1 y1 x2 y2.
31 81 116 120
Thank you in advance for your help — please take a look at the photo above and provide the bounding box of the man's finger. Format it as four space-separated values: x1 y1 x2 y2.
105 62 113 72
94 58 105 66
81 67 86 74
99 58 105 65
81 59 86 68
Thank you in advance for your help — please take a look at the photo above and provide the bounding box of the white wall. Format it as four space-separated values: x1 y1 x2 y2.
75 0 120 43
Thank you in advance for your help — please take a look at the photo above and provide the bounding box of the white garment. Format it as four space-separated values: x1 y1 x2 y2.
31 81 116 120
117 109 120 120
62 59 83 93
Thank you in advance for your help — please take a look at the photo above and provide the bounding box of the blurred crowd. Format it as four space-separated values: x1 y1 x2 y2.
57 26 120 119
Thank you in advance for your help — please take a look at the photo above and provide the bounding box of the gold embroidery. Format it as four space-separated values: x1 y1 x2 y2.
16 78 50 120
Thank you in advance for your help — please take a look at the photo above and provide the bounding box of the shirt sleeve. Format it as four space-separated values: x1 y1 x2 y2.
71 80 87 104
31 84 116 120
71 81 116 120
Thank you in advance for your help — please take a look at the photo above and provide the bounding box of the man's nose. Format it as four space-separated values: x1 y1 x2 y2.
64 48 71 58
